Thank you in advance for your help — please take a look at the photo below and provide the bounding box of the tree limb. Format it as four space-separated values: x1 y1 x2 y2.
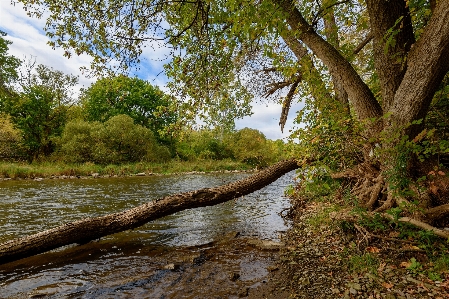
274 0 383 125
353 32 373 55
279 76 301 133
383 213 449 239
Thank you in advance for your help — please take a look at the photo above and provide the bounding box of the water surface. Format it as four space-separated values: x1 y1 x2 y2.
0 171 295 298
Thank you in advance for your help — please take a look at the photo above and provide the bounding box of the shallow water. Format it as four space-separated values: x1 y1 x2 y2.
0 171 295 298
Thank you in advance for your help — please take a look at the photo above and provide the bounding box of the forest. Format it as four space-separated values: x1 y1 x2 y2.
0 37 287 169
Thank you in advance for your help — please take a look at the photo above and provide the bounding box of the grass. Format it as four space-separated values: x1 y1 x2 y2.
348 253 380 274
0 159 254 179
305 204 341 228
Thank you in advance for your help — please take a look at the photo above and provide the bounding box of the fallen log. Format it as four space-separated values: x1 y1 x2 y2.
0 159 299 265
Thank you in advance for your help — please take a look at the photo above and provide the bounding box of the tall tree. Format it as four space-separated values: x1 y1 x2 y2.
0 31 21 100
1 63 78 162
81 75 177 141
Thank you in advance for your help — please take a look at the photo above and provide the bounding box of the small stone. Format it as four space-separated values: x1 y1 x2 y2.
163 263 180 270
91 173 100 178
135 172 146 176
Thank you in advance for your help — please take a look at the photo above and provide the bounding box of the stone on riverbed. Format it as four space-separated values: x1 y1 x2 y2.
246 239 284 250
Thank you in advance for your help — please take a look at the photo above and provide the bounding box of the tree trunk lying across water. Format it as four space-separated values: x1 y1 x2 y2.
0 159 299 265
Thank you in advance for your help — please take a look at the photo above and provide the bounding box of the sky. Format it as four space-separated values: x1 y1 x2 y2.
0 1 303 140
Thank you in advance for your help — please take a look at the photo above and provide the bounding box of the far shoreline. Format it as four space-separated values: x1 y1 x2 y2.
0 160 258 181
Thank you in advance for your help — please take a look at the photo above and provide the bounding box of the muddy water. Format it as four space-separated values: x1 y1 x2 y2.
0 172 295 298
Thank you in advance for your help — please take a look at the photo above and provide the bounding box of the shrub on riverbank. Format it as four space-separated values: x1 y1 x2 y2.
56 115 171 164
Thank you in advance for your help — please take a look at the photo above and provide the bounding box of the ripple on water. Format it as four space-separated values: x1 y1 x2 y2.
0 171 296 298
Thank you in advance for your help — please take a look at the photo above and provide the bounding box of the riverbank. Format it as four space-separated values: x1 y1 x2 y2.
267 196 449 298
0 160 254 180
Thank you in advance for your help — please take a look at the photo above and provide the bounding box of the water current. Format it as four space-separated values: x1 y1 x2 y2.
0 171 295 298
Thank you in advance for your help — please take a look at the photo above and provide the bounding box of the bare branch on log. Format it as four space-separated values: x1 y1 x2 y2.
383 213 449 239
0 159 300 265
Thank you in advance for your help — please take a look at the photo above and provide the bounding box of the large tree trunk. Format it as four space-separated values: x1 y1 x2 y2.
0 159 299 265
274 0 383 125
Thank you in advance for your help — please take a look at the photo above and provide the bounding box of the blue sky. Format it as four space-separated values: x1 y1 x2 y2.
0 1 303 140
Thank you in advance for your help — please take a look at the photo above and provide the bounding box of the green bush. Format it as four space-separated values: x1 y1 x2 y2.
57 119 103 163
225 127 270 167
57 115 170 164
0 113 24 160
175 129 232 161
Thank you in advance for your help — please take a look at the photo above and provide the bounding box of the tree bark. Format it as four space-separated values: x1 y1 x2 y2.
389 1 449 137
365 0 415 111
274 0 383 125
0 159 299 265
323 8 349 112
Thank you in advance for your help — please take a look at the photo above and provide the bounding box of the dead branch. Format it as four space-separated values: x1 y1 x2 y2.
279 76 302 133
0 159 300 265
383 213 449 239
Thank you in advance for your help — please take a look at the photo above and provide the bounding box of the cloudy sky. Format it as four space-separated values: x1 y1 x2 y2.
0 1 303 140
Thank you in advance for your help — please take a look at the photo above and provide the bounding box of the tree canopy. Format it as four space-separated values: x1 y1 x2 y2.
0 31 21 98
0 62 78 162
81 75 176 139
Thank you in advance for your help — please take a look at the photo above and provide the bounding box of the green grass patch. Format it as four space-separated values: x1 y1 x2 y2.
0 159 253 179
305 204 341 228
348 253 379 274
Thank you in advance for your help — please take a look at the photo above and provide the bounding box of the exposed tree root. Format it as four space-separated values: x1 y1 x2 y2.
425 203 449 221
332 162 449 239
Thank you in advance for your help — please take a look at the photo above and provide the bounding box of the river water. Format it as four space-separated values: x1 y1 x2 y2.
0 171 295 298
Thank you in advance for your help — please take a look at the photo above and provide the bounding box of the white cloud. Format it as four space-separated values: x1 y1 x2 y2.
0 2 94 90
236 100 304 140
0 1 302 139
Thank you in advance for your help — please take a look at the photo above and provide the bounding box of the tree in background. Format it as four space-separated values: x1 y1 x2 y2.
0 113 23 160
174 129 233 161
0 31 21 99
1 63 78 162
81 75 177 142
226 128 271 167
57 114 171 164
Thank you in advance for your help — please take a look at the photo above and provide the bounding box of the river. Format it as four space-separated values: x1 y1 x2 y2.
0 171 295 298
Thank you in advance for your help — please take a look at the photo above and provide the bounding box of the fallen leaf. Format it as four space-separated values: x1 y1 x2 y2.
438 170 446 176
377 262 386 273
400 261 412 268
389 231 400 238
430 183 438 194
366 246 380 253
382 282 394 289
